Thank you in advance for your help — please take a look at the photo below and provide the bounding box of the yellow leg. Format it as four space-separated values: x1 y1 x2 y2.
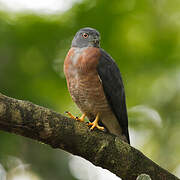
65 111 76 120
88 113 104 131
77 113 86 122
65 111 86 122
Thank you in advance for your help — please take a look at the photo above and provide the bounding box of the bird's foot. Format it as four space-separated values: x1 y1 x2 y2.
65 111 86 122
76 113 86 122
88 113 104 131
65 111 76 120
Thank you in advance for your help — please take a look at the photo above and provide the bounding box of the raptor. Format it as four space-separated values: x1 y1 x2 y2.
64 27 130 144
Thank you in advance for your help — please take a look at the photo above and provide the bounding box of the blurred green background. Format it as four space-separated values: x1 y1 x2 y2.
0 0 180 179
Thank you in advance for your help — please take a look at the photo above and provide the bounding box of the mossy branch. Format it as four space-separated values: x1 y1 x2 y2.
0 93 179 180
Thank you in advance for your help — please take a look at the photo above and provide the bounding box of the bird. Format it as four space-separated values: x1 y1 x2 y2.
64 27 130 144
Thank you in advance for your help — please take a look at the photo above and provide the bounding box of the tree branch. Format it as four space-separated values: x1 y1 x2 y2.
0 93 179 180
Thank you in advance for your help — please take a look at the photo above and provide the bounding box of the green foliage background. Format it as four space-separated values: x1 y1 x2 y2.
0 0 180 179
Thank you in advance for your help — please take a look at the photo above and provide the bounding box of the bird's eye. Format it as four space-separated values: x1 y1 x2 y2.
82 33 89 39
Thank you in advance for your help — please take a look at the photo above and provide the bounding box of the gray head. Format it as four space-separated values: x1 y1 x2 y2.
71 27 100 48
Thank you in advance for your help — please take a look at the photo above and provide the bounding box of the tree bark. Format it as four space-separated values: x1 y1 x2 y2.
0 93 179 180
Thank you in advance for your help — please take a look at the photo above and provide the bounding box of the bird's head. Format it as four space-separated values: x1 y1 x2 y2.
71 27 100 48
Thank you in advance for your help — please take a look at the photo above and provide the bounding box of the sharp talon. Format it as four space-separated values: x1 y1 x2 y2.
75 117 80 121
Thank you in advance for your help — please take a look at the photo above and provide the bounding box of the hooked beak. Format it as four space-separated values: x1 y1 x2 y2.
93 38 99 43
92 38 100 47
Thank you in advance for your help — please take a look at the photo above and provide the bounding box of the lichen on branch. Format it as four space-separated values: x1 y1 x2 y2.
0 93 179 180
